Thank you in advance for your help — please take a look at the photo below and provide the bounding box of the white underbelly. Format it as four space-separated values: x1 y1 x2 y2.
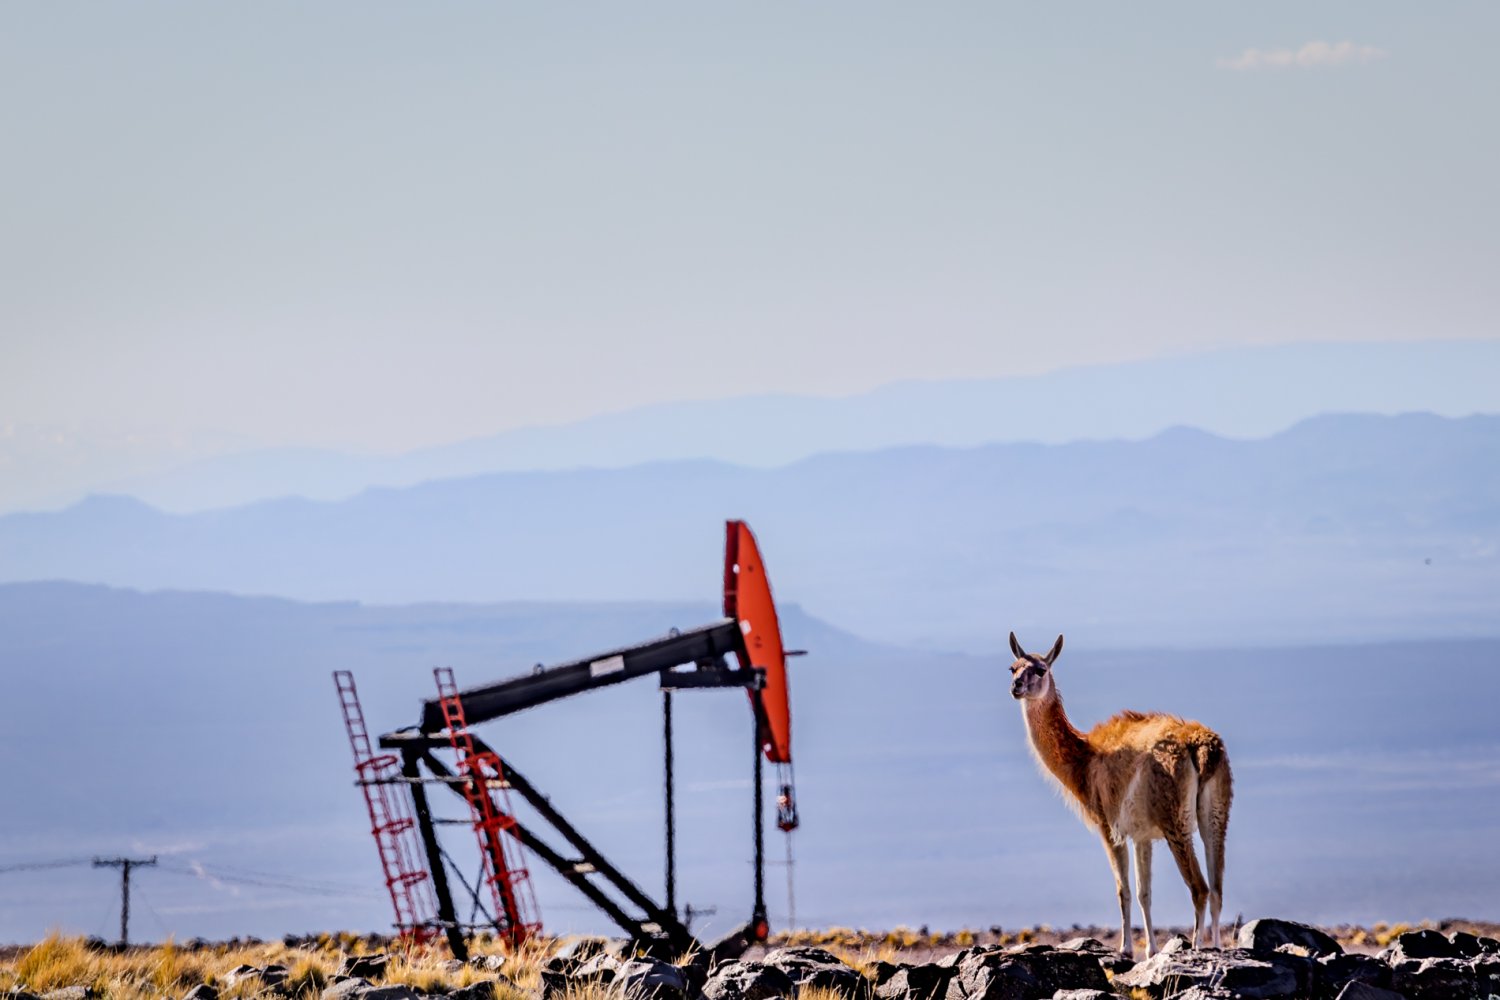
1108 767 1198 843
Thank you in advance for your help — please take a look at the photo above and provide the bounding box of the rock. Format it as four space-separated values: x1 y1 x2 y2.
1057 939 1113 956
1473 956 1500 996
446 980 507 1000
540 954 622 1000
1389 957 1479 1000
40 989 92 1000
701 925 755 967
1051 991 1120 1000
538 971 569 1000
935 947 997 970
222 967 262 989
1244 948 1315 997
1056 939 1133 976
183 986 219 1000
1447 931 1486 958
873 963 959 1000
1385 929 1461 962
1314 953 1392 998
762 948 866 999
1111 949 1298 1000
470 956 509 974
1332 983 1405 1000
322 978 374 1000
943 946 1110 1000
1157 935 1192 956
1238 918 1343 959
553 937 614 967
1160 989 1236 1000
614 959 688 1000
358 987 423 1000
701 961 797 1000
573 953 622 980
340 956 391 981
1479 936 1500 955
677 961 710 997
221 965 289 990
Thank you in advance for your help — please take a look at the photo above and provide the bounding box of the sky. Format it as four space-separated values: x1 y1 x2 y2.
3 3 1498 467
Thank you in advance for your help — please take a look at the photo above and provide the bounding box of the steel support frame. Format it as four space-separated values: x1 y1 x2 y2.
380 678 769 957
402 749 465 956
380 731 699 954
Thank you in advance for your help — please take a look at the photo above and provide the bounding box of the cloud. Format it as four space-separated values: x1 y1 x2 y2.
1218 40 1387 71
186 860 240 896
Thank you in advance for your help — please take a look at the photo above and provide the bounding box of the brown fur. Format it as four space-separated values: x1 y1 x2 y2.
1009 633 1233 958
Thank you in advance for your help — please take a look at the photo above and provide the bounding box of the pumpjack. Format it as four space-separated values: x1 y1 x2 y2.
334 521 800 958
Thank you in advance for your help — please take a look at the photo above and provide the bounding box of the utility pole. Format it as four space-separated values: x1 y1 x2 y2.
92 856 157 946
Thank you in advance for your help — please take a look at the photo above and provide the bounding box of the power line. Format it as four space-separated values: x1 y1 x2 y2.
0 858 93 874
200 862 380 897
155 862 379 899
131 881 174 942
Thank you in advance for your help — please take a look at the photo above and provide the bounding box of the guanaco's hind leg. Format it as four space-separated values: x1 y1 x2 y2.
1101 834 1133 958
1132 839 1155 957
1164 832 1209 948
1197 768 1232 947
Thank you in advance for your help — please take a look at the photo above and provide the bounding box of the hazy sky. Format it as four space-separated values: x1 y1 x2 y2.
3 2 1497 456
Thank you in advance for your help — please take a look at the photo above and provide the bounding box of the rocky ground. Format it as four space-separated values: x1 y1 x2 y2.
4 919 1500 1000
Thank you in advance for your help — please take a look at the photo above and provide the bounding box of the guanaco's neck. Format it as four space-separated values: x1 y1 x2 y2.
1022 686 1094 805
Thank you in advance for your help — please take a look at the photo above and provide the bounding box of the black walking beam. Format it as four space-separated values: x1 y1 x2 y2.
417 621 744 731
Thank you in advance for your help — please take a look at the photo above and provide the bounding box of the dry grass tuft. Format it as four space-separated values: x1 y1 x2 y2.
284 954 334 996
1374 922 1411 947
13 934 104 994
383 954 456 995
549 982 624 1000
0 935 550 1000
822 942 897 978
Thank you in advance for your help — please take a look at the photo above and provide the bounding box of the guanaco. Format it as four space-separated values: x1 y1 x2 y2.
1007 632 1232 958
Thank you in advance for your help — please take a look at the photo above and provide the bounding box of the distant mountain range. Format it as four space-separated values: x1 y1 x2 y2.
3 412 1496 650
71 339 1500 512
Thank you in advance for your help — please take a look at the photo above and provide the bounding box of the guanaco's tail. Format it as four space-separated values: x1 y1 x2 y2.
1193 733 1232 934
1194 733 1228 785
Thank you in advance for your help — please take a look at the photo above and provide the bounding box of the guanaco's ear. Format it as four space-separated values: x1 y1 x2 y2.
1044 634 1064 665
1009 631 1026 660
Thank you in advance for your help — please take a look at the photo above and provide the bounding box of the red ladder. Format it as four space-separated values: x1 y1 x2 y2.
334 670 438 944
433 667 541 946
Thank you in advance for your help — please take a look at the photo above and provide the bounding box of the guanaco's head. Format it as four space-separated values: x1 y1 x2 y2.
1008 631 1063 701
